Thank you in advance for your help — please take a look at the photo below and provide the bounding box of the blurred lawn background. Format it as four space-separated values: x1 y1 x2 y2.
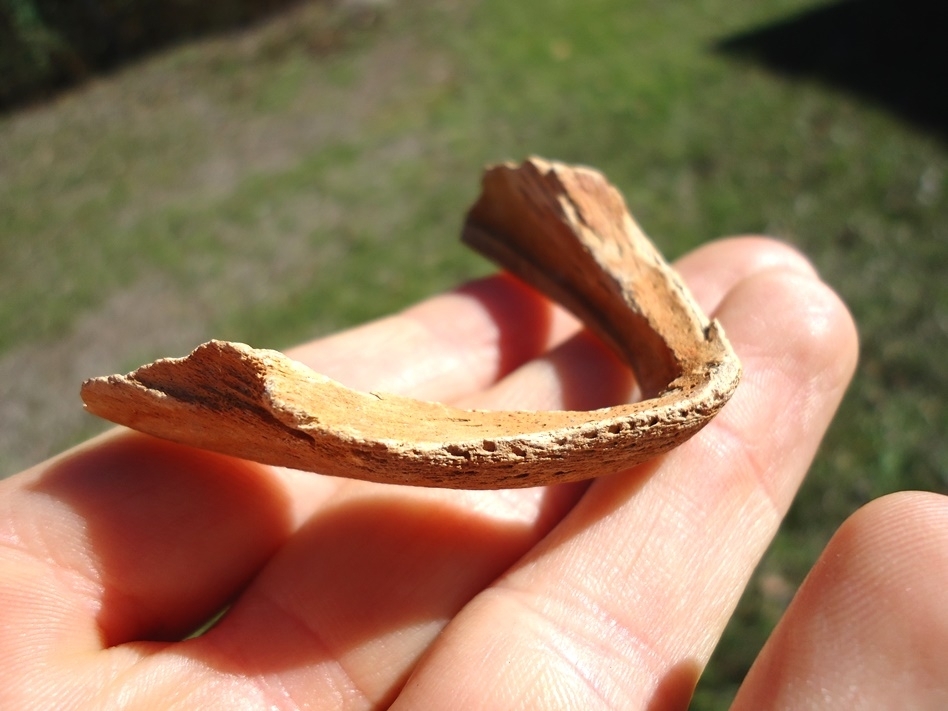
1 0 945 707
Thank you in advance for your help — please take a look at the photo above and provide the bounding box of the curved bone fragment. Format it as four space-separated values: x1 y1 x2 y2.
80 158 741 489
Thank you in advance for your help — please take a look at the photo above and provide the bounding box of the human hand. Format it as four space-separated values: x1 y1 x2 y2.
1 237 942 709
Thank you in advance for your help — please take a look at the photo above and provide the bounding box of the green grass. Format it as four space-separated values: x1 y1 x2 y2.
1 0 945 707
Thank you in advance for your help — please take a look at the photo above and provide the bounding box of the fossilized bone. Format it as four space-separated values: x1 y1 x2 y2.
80 158 741 489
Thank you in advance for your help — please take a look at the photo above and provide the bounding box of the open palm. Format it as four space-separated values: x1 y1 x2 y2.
2 237 945 710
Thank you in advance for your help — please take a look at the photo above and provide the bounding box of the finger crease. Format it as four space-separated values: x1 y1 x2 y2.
494 585 665 710
249 590 374 710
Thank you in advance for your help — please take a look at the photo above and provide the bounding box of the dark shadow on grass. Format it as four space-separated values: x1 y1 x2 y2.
715 0 948 141
0 0 382 112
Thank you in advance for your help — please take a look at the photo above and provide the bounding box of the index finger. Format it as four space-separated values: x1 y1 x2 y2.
287 271 581 402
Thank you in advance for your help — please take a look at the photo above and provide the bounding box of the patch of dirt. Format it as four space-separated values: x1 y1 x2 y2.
0 0 469 476
0 275 207 476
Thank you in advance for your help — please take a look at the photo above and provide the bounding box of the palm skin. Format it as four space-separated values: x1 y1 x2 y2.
2 237 945 710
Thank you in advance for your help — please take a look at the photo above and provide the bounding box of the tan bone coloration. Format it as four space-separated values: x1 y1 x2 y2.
80 158 741 489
